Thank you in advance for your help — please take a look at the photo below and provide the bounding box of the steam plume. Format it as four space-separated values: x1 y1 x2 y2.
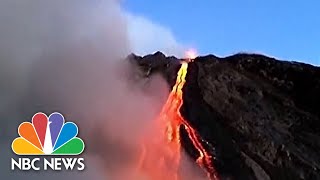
0 0 206 179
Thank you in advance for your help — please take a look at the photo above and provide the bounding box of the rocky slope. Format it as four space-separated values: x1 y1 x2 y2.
130 52 320 180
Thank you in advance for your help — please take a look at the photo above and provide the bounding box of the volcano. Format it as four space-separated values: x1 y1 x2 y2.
129 52 320 180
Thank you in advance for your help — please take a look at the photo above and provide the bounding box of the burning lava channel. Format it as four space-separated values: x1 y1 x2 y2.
136 55 219 180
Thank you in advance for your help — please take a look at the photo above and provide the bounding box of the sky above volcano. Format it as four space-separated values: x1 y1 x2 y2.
124 0 319 66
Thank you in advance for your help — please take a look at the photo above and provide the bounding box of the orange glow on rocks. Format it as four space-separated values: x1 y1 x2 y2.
135 61 219 180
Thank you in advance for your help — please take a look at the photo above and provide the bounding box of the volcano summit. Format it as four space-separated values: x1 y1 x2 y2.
129 52 320 180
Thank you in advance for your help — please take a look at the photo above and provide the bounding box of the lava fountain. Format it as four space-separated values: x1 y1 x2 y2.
134 52 219 180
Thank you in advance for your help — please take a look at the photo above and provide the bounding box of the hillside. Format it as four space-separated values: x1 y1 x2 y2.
130 52 320 180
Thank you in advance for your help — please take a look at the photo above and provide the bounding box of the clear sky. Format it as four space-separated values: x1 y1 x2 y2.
124 0 319 65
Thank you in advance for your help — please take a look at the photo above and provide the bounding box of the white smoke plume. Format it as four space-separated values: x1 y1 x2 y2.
126 13 186 57
0 0 206 180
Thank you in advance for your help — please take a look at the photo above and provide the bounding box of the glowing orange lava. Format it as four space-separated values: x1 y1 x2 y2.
137 60 219 180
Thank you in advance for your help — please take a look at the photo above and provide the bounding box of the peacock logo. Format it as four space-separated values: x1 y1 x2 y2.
12 112 85 155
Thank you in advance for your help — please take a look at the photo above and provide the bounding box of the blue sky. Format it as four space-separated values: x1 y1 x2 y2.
124 0 319 65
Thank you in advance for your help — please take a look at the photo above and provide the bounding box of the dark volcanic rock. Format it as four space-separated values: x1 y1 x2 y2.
129 51 181 86
130 52 320 180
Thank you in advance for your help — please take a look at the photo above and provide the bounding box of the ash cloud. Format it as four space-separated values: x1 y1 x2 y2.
0 0 206 180
126 12 187 57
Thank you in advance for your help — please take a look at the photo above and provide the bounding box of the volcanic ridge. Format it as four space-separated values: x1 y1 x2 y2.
129 52 320 180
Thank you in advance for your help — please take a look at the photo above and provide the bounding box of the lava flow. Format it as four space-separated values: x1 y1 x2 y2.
136 58 219 180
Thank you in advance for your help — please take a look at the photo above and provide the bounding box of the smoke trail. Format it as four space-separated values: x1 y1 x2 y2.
0 0 173 179
0 1 207 179
0 0 130 137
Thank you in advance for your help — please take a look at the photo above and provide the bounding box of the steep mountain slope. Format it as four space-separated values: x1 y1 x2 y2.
130 52 320 180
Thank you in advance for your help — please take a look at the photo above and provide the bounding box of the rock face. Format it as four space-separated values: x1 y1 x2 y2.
129 52 320 180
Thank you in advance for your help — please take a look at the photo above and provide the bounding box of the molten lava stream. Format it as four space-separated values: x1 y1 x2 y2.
137 62 219 180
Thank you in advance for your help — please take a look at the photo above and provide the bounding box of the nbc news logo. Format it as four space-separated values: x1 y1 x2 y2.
11 112 85 171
